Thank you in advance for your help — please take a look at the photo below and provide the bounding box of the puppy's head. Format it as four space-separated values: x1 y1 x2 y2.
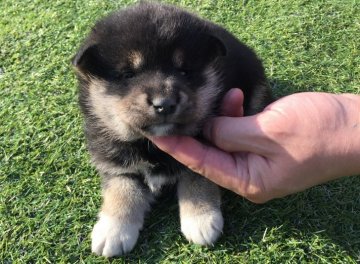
73 3 226 140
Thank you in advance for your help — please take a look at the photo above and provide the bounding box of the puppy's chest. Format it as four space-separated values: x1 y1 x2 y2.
141 168 178 194
128 140 186 194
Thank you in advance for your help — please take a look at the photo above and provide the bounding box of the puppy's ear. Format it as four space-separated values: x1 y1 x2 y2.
72 44 111 78
207 35 227 58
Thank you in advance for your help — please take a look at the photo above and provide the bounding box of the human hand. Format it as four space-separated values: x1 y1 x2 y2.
150 89 360 203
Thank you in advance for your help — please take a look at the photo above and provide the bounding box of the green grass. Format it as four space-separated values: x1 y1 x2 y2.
1 0 359 263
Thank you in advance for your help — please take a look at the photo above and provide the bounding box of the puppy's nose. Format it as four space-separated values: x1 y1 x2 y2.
151 97 177 115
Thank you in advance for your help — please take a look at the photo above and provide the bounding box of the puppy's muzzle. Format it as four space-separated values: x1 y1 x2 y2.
148 91 181 116
151 97 177 115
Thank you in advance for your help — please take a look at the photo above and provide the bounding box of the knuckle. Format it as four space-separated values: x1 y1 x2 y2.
241 184 269 204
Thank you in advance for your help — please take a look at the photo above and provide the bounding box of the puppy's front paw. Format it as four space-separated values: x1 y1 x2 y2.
181 210 223 246
91 213 142 257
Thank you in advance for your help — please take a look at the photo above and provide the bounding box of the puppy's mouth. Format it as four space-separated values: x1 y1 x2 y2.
142 123 181 136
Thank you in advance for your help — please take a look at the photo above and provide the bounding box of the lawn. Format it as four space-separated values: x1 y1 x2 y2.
0 0 359 263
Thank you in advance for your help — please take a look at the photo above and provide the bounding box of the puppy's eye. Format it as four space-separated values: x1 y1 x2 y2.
108 69 135 80
122 70 135 79
177 68 189 76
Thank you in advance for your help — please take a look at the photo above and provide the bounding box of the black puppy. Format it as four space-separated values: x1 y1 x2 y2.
73 1 272 257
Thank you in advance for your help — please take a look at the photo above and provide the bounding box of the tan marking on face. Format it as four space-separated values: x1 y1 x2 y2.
88 83 155 137
134 93 148 106
173 49 184 68
164 77 174 91
87 79 141 141
128 51 144 69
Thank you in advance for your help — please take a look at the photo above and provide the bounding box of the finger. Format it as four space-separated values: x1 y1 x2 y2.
203 115 272 155
221 88 244 117
150 136 247 194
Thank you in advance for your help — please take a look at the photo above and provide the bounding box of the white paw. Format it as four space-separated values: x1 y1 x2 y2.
181 210 223 246
91 213 142 257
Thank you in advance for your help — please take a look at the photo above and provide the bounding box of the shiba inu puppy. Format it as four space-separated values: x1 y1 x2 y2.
73 1 272 257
